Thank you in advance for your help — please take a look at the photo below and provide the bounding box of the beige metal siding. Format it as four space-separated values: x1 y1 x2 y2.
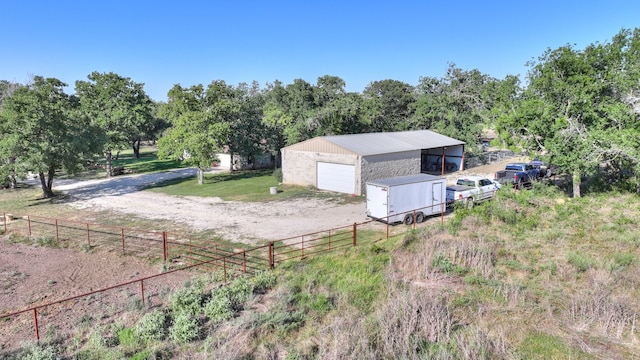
282 148 360 193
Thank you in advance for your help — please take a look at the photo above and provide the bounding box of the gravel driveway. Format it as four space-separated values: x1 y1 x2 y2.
51 168 368 245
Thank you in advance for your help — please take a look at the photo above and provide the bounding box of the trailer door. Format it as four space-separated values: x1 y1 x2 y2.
431 181 444 215
366 184 389 219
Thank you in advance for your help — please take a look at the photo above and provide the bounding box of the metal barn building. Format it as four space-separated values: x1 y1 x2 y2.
281 130 465 195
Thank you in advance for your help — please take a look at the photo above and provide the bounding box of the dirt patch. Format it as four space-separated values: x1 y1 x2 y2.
0 240 192 353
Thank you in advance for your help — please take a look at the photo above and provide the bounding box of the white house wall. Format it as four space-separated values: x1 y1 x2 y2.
215 153 273 170
281 149 360 191
361 150 421 194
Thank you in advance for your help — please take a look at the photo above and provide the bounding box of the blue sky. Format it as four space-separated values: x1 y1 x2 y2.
2 1 638 101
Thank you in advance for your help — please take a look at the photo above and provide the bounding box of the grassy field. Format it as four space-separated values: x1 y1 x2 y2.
146 169 363 203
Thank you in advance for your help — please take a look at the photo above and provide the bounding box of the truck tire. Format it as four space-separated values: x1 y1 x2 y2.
465 198 474 210
403 214 413 225
416 212 424 223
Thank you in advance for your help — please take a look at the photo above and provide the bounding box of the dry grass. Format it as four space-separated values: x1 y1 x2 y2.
6 182 640 358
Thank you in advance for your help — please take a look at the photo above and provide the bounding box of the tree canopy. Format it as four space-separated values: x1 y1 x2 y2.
0 77 98 197
75 72 154 177
2 27 640 196
497 28 640 196
157 82 235 184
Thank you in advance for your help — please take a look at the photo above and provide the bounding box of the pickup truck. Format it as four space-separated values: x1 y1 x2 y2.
446 176 501 209
494 162 540 189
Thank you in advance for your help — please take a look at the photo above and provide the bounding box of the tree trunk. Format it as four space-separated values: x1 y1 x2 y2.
39 172 54 198
8 157 17 188
105 150 113 178
132 138 141 158
9 173 17 189
197 167 204 185
572 171 581 198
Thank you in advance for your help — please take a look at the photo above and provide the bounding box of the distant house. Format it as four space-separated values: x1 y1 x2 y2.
215 153 273 170
214 145 274 170
281 130 465 195
481 129 497 149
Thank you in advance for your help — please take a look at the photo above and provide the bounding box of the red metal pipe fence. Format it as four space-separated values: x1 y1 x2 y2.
0 203 449 343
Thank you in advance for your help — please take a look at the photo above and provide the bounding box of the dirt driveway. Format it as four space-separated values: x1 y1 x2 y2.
51 160 518 245
52 168 369 244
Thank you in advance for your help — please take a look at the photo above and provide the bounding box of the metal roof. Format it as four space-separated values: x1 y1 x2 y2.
367 173 445 187
287 130 465 156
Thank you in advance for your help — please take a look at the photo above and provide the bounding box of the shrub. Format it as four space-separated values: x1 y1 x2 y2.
34 235 56 247
117 327 140 350
19 342 61 360
611 252 635 271
567 252 596 272
135 310 168 342
170 313 200 344
169 287 203 316
252 271 277 294
204 289 234 324
228 276 255 310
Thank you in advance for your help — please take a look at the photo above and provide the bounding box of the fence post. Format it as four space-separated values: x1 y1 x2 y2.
352 223 357 247
328 229 331 251
55 219 59 241
162 232 167 262
301 235 305 259
223 257 227 283
28 215 32 237
386 216 389 240
268 242 274 269
3 211 6 234
86 223 90 247
33 308 39 341
121 228 125 253
413 210 417 230
242 251 247 273
140 280 145 305
441 202 445 224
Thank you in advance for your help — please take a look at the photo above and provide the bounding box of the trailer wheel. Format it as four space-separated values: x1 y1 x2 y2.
465 198 474 210
403 214 413 225
416 212 425 223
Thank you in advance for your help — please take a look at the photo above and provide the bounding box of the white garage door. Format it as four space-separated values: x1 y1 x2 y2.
317 162 356 194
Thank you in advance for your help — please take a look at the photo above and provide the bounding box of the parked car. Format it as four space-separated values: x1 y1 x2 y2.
494 162 540 189
446 176 501 209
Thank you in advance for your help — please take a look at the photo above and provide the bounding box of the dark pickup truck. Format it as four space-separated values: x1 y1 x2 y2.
494 162 540 189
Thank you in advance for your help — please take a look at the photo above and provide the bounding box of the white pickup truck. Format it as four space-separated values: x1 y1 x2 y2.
446 176 501 209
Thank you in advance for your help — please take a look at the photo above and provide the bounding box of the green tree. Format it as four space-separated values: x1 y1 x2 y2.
75 72 154 176
262 80 292 166
0 77 97 197
231 81 269 169
310 75 366 136
497 28 640 196
0 80 22 188
411 64 511 154
362 79 415 132
157 83 234 184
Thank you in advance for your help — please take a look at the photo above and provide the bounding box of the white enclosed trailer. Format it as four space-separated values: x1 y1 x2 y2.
366 174 446 225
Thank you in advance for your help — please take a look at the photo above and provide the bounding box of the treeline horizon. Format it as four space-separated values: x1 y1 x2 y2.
1 28 639 197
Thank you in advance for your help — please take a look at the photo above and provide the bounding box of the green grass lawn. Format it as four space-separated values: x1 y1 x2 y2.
106 146 186 174
147 169 364 203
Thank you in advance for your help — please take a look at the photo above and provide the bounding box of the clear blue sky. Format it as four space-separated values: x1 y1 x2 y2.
2 1 638 101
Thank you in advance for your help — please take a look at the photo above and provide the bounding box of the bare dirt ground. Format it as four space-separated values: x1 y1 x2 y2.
0 157 523 353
